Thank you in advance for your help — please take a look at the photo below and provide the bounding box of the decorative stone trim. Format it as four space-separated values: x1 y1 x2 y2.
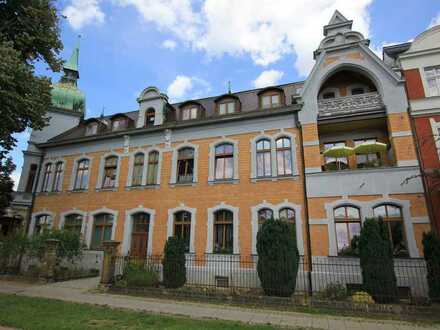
412 216 430 224
305 167 322 174
37 158 65 193
167 205 196 254
309 218 328 225
391 130 412 138
126 147 163 187
206 203 240 254
29 211 55 237
430 118 440 161
303 140 320 147
69 155 93 191
96 152 122 190
169 143 199 185
208 138 239 182
250 201 304 255
87 208 119 249
123 207 156 256
396 160 419 167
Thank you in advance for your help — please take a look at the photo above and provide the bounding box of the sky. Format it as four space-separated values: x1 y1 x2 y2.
9 0 440 188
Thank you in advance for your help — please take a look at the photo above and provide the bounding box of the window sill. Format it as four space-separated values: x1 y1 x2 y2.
36 191 62 196
170 182 197 187
95 187 118 192
125 184 159 191
67 189 89 193
208 179 239 185
250 175 299 183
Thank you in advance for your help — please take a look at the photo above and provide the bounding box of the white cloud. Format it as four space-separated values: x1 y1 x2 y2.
162 39 177 50
11 170 21 191
166 75 211 102
63 0 105 30
253 70 284 88
429 12 440 28
113 0 373 76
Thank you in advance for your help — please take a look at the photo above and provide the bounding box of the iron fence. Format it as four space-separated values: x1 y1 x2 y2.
112 254 430 305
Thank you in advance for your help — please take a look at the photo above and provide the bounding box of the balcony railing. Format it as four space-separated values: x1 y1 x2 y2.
318 92 384 118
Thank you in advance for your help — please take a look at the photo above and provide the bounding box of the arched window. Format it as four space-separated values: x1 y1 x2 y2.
102 156 118 188
132 153 144 186
64 214 83 234
74 159 89 190
214 210 233 254
334 206 361 254
145 108 155 126
41 163 53 192
35 214 52 235
215 143 234 180
279 208 295 225
258 208 273 229
91 213 114 249
147 151 159 185
373 204 408 257
276 137 292 176
256 139 271 177
52 161 64 192
177 147 194 183
131 212 150 257
25 164 38 193
173 211 191 252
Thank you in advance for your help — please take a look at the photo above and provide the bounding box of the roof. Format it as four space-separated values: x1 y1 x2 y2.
43 81 304 146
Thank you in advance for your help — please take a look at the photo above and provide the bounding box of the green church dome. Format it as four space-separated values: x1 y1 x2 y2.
50 37 86 113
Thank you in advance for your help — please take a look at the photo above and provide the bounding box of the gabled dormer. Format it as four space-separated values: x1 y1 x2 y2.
136 87 168 128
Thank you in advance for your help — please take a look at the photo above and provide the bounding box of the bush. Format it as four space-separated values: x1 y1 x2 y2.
162 237 186 289
422 231 440 302
315 283 348 301
257 218 299 297
352 291 374 304
123 261 159 288
359 217 398 303
0 232 28 273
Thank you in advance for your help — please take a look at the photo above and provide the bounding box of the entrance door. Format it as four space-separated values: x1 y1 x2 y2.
130 212 150 258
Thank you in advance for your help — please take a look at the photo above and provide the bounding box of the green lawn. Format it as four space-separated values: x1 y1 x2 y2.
0 294 298 330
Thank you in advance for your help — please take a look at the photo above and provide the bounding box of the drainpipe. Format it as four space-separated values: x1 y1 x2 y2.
294 111 313 296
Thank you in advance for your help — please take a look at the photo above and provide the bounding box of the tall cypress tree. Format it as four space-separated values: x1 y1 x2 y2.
257 219 299 297
359 217 398 303
422 231 440 302
162 237 186 288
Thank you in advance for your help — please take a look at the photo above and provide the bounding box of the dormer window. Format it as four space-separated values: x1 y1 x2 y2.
111 117 128 131
145 108 155 126
219 101 235 115
182 106 198 120
85 123 98 136
259 89 284 109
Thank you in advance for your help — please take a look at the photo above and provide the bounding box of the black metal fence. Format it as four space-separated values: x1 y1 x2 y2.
113 254 430 305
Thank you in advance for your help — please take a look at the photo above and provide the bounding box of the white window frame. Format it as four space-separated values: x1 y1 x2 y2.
123 207 156 256
424 65 440 97
206 203 240 255
170 143 199 185
430 118 440 161
166 205 196 254
208 139 239 182
96 152 122 190
87 208 119 249
59 209 87 237
69 156 92 191
29 211 55 237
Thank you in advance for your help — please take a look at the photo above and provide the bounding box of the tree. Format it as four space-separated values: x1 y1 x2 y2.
0 0 63 156
422 231 440 302
257 218 299 297
162 237 186 288
359 217 398 303
0 157 15 216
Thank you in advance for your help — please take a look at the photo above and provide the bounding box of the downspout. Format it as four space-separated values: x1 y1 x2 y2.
294 111 313 296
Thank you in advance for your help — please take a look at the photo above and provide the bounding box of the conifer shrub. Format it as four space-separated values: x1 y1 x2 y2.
359 217 398 303
162 236 186 288
422 231 440 302
257 218 299 297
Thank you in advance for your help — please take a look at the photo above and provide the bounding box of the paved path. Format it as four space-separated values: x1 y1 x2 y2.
0 277 438 330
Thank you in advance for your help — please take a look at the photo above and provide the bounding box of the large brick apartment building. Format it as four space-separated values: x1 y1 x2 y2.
7 11 432 264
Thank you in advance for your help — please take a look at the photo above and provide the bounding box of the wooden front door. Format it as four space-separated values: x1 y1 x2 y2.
130 213 150 257
131 232 148 257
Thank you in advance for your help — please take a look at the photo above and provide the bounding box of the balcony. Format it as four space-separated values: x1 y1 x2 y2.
318 92 384 118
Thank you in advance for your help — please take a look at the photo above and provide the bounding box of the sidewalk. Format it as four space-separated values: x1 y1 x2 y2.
0 277 438 330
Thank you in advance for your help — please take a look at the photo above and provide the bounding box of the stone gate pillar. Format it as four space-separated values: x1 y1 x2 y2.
41 238 60 282
100 240 120 286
